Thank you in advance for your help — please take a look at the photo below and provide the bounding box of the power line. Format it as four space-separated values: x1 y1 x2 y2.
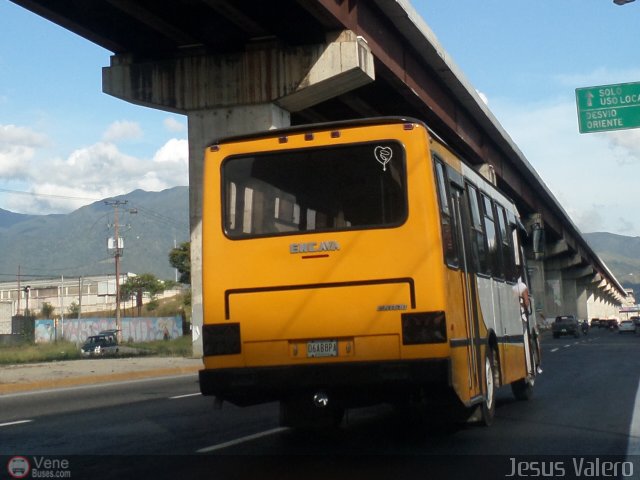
0 187 100 202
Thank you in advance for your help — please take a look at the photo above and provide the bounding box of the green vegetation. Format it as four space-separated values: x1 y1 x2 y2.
126 335 192 357
169 241 191 284
0 340 81 365
0 335 193 365
120 273 174 316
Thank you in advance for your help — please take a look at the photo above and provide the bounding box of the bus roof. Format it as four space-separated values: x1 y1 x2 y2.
206 116 424 148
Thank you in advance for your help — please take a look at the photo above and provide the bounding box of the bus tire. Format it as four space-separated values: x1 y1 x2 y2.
511 377 534 401
479 348 497 426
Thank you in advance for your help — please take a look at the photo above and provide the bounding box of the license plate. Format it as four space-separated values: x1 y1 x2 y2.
307 339 338 358
561 329 567 333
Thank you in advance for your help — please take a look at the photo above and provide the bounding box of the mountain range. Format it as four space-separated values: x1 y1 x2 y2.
582 232 640 296
1 189 638 297
0 187 189 282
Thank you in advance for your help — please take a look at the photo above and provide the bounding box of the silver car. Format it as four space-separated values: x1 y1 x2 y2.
618 320 636 334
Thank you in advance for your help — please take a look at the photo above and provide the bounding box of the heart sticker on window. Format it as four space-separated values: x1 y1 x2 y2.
374 146 393 171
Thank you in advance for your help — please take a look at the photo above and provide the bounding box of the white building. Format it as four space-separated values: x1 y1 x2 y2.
0 273 181 321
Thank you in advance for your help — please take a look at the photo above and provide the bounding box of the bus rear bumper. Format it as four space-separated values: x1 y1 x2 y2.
199 358 451 407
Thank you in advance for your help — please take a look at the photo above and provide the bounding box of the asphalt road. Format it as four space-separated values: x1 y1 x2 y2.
2 327 640 479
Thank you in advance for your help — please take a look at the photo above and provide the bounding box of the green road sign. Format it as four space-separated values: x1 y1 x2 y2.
576 81 640 133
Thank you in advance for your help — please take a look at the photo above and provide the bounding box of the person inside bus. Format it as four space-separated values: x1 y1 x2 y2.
515 276 543 374
516 276 530 315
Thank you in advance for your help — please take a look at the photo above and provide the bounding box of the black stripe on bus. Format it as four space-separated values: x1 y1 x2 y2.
449 335 524 348
224 277 416 320
499 335 525 344
449 337 489 348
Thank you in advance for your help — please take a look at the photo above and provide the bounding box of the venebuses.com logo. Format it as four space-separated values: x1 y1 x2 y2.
7 456 71 478
7 456 30 479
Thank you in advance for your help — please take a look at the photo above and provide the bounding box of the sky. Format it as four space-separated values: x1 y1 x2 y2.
1 0 640 236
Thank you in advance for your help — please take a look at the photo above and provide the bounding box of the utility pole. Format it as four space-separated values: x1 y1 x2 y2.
105 200 127 341
17 265 21 316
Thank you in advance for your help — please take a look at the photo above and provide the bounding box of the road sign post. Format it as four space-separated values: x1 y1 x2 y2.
575 81 640 133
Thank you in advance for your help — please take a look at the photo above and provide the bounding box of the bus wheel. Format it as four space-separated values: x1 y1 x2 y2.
511 376 534 401
479 348 497 426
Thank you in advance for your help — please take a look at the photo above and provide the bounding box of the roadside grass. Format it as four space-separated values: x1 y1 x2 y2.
0 340 81 365
125 334 193 357
0 335 194 365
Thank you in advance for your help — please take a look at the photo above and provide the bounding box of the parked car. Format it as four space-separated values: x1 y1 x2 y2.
618 320 636 334
605 319 619 330
552 315 579 338
590 318 601 328
81 333 120 357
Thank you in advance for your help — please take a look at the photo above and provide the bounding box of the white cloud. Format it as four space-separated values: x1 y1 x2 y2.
102 120 143 143
476 90 489 105
0 124 47 179
1 136 188 215
163 117 186 133
153 138 188 165
139 138 189 192
491 95 640 236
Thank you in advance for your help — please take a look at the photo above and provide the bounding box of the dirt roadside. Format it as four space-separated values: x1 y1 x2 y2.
0 356 203 395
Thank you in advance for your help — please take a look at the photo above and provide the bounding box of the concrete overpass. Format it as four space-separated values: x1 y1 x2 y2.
9 0 628 352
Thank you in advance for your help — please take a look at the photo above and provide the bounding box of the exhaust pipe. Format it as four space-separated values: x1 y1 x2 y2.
313 391 329 408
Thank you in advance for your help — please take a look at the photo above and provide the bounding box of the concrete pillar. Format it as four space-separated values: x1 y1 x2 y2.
102 30 374 356
187 105 290 355
527 258 546 321
575 283 589 321
561 276 578 317
544 269 563 318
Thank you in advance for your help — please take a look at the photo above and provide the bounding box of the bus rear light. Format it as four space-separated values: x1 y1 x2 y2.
403 123 415 130
401 311 447 344
203 323 241 356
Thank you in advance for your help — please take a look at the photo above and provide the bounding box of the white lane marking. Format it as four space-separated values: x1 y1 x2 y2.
0 419 33 427
627 378 640 457
563 344 571 348
197 427 289 453
0 374 196 399
550 348 559 352
170 392 201 400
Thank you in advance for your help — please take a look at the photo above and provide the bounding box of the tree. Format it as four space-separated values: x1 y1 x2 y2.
41 302 55 319
120 273 167 316
169 241 191 284
68 301 80 319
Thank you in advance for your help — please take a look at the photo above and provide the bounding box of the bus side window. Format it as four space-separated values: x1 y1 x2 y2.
482 195 501 280
496 205 516 282
466 184 487 274
511 222 525 280
434 159 459 268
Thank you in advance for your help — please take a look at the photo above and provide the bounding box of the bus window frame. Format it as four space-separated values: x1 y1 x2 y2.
433 155 460 269
496 203 517 284
481 194 503 281
466 182 490 278
219 140 410 240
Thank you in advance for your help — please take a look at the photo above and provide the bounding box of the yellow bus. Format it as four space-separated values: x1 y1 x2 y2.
199 117 540 428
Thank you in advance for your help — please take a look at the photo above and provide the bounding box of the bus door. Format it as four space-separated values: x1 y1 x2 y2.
449 181 482 397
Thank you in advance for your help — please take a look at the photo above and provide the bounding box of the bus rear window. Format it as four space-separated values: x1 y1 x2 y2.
222 141 407 238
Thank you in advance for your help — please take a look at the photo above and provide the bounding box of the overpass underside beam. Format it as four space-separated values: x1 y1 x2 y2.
102 30 374 114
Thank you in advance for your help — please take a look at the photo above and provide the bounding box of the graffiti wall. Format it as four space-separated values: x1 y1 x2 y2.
35 319 55 343
35 317 182 343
